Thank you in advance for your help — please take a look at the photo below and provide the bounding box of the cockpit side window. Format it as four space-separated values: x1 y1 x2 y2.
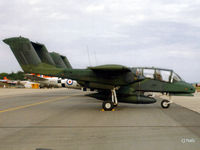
143 69 154 79
160 70 171 82
133 67 183 83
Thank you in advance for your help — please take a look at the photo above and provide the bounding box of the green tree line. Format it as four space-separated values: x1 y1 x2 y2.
0 71 25 80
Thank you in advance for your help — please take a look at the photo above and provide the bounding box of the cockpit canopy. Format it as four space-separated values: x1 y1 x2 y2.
132 67 182 83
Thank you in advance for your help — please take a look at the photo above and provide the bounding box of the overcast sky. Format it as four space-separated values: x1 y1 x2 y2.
0 0 200 82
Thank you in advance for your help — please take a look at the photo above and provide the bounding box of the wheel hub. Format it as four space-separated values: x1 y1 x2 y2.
105 103 111 109
163 102 168 107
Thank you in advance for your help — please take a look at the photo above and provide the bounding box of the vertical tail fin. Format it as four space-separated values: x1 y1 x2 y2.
60 55 72 69
49 52 67 68
3 36 72 76
3 37 42 67
31 42 56 66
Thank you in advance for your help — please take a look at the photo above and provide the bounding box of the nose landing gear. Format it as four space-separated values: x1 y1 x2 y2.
161 95 173 109
161 99 170 108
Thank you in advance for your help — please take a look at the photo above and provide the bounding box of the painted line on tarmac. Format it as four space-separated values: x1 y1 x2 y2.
0 125 200 128
0 95 74 114
0 89 69 99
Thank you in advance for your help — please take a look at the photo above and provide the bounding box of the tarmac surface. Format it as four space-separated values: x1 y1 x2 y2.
0 88 200 150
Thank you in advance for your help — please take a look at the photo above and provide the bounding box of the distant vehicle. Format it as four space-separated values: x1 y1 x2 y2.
196 83 200 87
0 76 36 88
4 36 196 111
18 80 37 88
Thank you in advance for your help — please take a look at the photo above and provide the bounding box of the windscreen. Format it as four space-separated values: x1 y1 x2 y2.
171 72 182 82
134 68 183 83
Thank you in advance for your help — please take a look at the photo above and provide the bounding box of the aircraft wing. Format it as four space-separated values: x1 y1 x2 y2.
25 74 47 81
87 64 134 83
88 65 131 73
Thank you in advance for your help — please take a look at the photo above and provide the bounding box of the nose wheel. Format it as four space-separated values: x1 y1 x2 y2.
161 99 171 109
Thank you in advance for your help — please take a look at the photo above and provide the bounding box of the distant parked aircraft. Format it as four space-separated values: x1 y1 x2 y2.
26 73 81 89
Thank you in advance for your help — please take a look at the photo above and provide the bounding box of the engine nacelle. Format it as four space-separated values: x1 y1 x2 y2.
87 93 156 104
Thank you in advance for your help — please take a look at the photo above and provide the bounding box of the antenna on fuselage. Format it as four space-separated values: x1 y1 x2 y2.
94 49 97 66
86 45 92 66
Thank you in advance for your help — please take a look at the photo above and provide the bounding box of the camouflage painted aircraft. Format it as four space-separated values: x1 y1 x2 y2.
3 36 195 111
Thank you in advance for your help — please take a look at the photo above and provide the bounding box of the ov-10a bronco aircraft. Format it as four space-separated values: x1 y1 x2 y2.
3 36 195 111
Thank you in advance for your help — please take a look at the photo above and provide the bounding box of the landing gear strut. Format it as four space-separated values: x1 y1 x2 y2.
102 88 118 111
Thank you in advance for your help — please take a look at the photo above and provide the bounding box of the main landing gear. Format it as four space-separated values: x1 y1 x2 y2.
102 88 118 111
102 101 114 111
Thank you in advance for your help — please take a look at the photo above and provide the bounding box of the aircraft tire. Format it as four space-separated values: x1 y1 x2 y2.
161 99 170 109
102 101 114 111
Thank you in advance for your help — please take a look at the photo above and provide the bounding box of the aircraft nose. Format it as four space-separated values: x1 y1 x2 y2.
187 83 196 93
190 86 196 93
